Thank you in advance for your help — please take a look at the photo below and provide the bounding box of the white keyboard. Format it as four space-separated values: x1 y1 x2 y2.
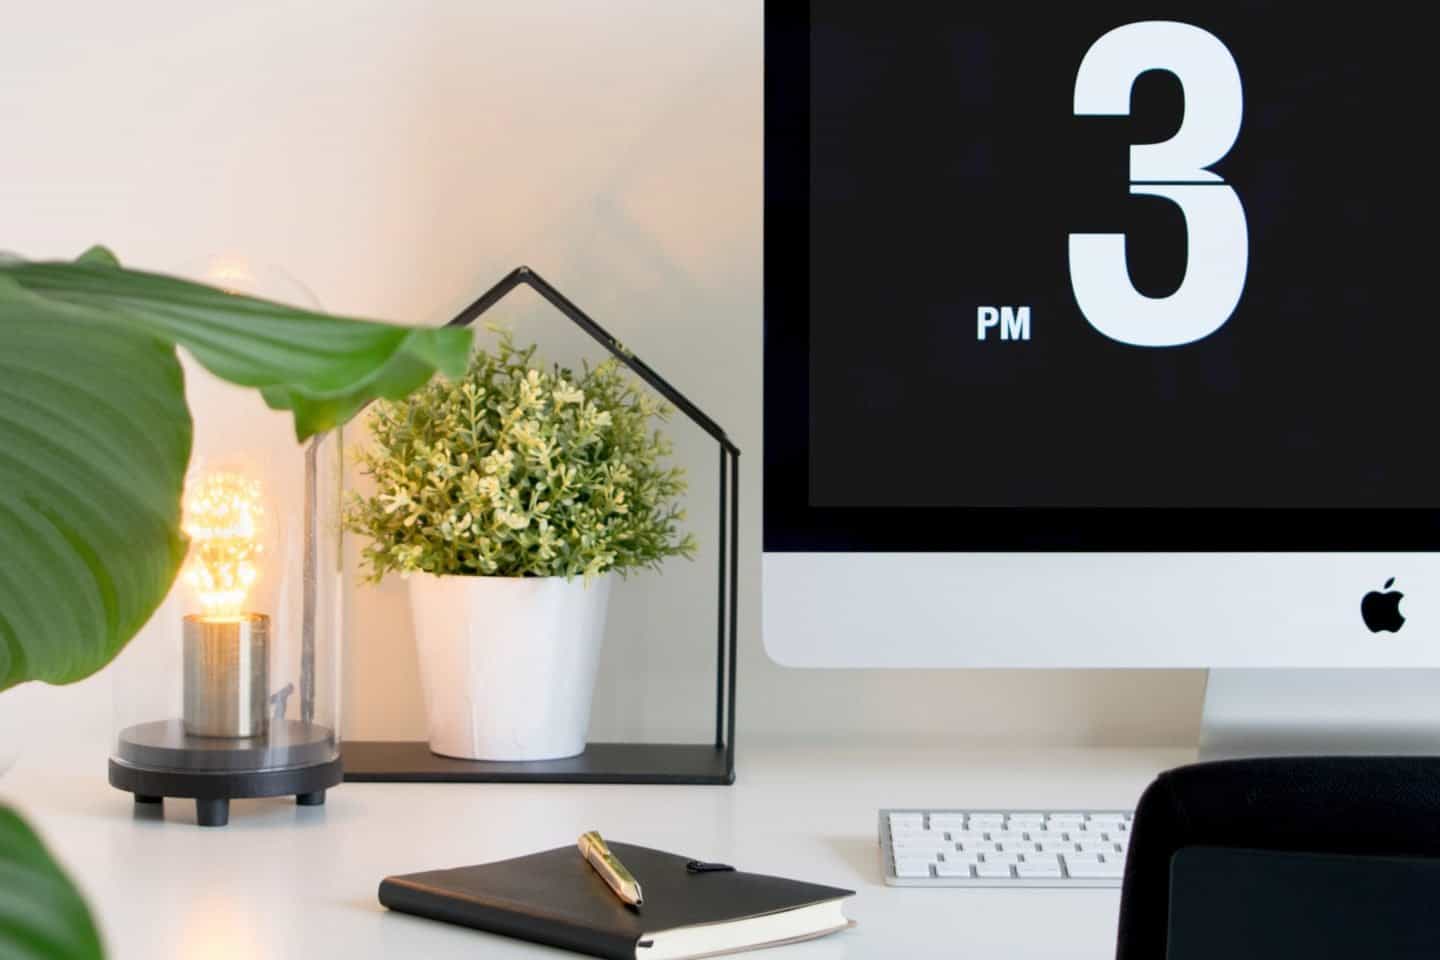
880 809 1134 887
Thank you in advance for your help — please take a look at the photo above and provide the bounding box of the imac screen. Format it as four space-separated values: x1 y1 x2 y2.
795 5 1439 513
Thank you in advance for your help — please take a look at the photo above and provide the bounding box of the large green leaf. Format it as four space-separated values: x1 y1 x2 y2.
0 806 103 960
5 247 472 440
0 273 189 692
0 249 473 690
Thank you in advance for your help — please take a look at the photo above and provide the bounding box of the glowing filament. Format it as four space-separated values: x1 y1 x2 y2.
181 471 264 619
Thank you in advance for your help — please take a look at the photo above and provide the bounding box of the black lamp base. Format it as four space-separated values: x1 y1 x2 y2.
108 756 343 827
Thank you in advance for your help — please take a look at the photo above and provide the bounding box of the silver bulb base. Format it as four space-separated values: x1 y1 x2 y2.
182 613 270 738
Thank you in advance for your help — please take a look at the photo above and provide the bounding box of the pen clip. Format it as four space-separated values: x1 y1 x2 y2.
686 860 736 873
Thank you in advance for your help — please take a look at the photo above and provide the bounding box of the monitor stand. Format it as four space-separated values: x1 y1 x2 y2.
1200 669 1440 761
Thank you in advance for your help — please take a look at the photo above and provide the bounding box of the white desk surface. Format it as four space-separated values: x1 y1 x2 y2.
2 741 1192 959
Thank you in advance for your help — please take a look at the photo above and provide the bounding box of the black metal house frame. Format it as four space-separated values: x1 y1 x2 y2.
341 267 740 784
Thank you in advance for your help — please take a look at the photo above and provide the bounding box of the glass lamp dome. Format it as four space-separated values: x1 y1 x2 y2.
107 258 344 826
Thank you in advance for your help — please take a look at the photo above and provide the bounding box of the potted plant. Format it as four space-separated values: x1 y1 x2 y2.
345 332 695 761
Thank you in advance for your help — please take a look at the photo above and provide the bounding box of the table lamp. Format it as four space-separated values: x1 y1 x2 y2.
107 258 344 826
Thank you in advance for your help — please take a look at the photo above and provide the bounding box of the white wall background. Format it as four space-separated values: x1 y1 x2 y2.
0 1 1204 760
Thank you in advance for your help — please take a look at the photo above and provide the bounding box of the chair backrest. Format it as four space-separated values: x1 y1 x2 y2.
1166 846 1440 959
1117 756 1440 959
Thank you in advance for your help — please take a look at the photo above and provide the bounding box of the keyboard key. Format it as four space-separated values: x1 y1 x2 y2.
1064 858 1125 879
993 843 1036 855
894 858 935 878
893 844 952 854
1017 861 1063 879
891 821 940 832
1021 852 1059 865
975 862 1014 878
936 862 975 878
941 851 981 864
894 849 954 862
983 852 1022 864
1037 840 1078 853
989 830 1033 844
892 836 947 849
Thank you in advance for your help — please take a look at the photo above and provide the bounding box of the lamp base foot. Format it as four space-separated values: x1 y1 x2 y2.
296 790 326 806
195 797 230 827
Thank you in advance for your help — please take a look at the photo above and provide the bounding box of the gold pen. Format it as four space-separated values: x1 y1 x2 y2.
579 830 644 906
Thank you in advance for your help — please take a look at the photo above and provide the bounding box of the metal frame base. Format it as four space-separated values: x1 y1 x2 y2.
340 741 733 785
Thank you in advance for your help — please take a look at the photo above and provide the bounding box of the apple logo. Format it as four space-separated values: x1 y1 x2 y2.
1361 578 1405 634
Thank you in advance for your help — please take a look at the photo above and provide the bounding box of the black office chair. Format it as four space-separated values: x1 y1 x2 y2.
1117 756 1440 960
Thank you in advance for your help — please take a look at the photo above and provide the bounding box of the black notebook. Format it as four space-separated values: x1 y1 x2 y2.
378 842 855 960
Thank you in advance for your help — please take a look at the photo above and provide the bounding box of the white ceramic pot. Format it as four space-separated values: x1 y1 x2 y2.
407 573 612 761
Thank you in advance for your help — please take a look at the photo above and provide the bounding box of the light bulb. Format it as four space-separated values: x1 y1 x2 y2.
179 468 271 739
181 470 265 620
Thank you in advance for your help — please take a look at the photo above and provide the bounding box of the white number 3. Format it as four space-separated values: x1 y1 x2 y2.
1069 21 1247 348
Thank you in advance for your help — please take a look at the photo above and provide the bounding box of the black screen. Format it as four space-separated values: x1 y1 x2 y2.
764 2 1440 551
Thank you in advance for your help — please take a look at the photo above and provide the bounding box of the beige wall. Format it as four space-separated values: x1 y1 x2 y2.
0 1 1203 751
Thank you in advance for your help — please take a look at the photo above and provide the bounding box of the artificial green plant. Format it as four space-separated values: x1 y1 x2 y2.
345 331 695 580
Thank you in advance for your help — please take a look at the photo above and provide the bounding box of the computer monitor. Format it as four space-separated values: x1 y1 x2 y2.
763 5 1440 752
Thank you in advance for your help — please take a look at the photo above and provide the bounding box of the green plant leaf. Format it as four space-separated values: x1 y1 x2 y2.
0 806 103 960
3 247 472 441
0 274 189 691
0 249 473 690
